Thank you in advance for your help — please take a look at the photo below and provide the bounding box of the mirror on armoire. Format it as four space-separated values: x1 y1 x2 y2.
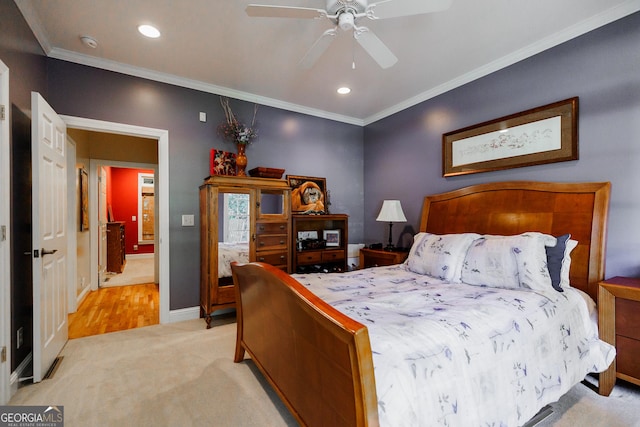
217 191 251 285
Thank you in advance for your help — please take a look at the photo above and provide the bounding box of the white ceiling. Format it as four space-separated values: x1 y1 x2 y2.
16 0 640 125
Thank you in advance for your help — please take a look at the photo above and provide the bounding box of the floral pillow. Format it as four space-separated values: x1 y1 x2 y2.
560 238 578 289
460 232 557 291
406 232 480 282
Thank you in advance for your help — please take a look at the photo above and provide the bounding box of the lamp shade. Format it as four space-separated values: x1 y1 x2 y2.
376 200 407 223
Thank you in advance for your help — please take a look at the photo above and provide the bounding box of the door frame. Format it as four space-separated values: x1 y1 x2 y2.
0 59 10 404
60 116 170 324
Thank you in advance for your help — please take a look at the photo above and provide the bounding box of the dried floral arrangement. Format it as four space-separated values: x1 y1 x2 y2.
217 96 258 145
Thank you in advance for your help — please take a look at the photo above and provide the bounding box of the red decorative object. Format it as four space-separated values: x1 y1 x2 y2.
210 149 236 176
236 144 248 176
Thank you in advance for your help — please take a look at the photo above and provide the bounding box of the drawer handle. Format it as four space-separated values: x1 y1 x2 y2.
279 225 285 230
259 257 265 262
279 240 285 244
260 242 265 246
280 255 285 260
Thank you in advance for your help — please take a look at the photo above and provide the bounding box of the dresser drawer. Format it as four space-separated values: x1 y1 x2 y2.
214 284 235 305
616 298 640 340
322 250 345 263
616 335 640 380
297 251 322 265
256 222 288 235
257 234 288 250
256 251 288 266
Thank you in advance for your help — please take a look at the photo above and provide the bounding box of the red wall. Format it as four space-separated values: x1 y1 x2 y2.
108 167 155 254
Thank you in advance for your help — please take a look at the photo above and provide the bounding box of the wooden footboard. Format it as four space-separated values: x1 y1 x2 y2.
231 262 379 427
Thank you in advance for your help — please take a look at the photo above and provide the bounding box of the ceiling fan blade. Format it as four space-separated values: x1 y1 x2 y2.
298 28 337 69
354 28 398 69
246 4 326 19
367 0 453 20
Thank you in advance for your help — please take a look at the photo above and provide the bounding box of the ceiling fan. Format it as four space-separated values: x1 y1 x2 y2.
246 0 453 69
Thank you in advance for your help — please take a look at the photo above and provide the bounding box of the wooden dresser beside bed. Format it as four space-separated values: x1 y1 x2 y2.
231 181 614 426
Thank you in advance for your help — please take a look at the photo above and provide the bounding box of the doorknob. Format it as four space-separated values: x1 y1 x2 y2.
41 248 58 256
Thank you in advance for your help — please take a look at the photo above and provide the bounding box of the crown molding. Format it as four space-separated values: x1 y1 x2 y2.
362 0 640 125
17 0 640 127
48 48 364 127
14 0 52 54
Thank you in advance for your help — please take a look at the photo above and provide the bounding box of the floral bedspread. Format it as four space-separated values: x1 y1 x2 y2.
293 264 615 427
218 242 249 277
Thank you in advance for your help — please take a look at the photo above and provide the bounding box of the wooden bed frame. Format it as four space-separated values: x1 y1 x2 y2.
231 181 611 427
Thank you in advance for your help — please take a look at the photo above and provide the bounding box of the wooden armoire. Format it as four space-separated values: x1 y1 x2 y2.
199 175 291 328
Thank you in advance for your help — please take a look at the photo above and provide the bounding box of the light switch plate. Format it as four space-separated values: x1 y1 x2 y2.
182 214 195 226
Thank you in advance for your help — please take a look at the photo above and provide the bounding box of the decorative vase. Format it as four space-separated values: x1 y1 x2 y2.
236 143 248 176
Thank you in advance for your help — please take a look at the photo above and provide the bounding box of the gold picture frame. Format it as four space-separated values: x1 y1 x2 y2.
443 97 578 177
79 168 89 231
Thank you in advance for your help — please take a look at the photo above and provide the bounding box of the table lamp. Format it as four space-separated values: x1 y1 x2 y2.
376 200 407 251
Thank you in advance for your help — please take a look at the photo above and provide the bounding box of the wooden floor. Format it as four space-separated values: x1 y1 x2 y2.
68 283 159 339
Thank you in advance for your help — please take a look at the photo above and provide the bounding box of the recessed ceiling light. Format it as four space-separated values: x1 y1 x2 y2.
138 24 161 38
337 87 351 95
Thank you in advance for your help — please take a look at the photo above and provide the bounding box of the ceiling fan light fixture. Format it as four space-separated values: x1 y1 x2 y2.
138 24 161 38
338 12 355 31
337 87 351 95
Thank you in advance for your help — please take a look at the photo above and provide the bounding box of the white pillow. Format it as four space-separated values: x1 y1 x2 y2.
461 232 556 291
406 232 479 282
560 239 578 288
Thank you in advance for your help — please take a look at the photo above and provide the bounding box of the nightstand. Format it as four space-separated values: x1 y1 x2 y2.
359 248 408 269
598 276 640 396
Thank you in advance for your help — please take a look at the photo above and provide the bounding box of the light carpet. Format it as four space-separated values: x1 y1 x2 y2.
8 319 640 426
102 256 154 287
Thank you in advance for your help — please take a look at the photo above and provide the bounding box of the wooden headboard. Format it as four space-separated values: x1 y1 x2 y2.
419 181 611 301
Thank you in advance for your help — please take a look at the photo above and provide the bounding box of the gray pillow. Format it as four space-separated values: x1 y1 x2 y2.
546 234 571 292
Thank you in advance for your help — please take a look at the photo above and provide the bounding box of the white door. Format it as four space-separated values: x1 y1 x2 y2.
31 92 68 383
98 166 108 286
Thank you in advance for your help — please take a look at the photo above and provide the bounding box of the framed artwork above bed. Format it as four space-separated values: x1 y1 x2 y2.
443 97 578 177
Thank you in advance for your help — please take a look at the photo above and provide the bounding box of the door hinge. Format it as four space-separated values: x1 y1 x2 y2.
0 105 5 121
1 346 6 363
1 225 5 241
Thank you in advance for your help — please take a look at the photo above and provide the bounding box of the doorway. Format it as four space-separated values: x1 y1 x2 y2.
97 164 157 289
71 139 158 338
62 116 170 327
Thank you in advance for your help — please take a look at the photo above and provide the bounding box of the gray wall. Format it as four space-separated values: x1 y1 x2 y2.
0 0 47 107
45 60 364 309
3 0 639 314
363 11 640 278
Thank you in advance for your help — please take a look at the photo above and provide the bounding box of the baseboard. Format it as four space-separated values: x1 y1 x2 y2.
168 306 200 323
